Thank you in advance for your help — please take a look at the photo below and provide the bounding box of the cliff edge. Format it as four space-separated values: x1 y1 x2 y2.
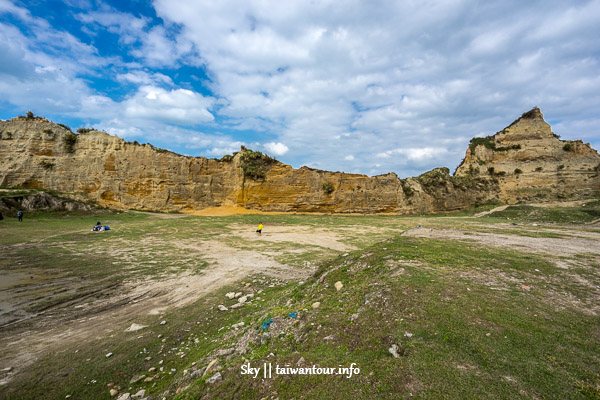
0 109 598 213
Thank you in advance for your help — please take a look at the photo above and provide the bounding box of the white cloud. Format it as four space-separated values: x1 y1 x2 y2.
377 147 449 162
123 86 215 125
149 0 600 175
116 70 174 86
264 142 289 156
75 6 149 45
1 0 600 177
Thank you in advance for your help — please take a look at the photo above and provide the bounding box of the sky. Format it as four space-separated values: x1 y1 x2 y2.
1 0 599 177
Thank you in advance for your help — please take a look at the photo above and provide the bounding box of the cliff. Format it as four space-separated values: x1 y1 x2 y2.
0 109 598 213
454 108 600 203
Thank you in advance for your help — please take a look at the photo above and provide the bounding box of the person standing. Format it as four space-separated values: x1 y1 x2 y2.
17 210 23 222
256 222 263 236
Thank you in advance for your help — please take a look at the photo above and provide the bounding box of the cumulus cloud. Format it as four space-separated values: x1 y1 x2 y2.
122 86 215 125
264 142 289 156
150 0 600 175
116 70 174 86
1 0 599 176
75 6 149 45
376 147 449 162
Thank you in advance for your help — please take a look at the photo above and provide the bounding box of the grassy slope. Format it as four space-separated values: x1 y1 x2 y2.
1 203 599 399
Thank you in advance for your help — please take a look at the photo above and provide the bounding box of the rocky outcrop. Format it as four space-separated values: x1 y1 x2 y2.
454 108 600 203
0 110 598 213
0 191 94 213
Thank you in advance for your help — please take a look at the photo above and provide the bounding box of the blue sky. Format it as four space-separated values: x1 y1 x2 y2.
1 0 599 177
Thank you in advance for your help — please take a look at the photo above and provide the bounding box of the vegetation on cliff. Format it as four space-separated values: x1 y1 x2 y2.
239 147 277 180
62 131 78 153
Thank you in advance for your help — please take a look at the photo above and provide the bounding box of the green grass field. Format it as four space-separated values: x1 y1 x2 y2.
0 201 599 399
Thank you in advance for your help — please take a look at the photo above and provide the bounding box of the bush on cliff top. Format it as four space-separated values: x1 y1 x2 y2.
240 147 276 180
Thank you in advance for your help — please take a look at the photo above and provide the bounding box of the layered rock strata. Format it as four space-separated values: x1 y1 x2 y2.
0 109 598 213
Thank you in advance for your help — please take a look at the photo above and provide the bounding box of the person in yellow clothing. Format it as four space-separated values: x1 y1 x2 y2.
256 222 263 236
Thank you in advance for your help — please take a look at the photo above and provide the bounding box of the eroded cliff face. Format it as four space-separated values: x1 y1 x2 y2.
0 110 598 213
454 108 600 203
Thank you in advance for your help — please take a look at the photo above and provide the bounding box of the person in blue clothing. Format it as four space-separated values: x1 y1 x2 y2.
17 210 23 222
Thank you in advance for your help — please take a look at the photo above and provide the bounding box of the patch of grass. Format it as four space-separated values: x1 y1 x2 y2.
2 209 600 399
485 203 600 224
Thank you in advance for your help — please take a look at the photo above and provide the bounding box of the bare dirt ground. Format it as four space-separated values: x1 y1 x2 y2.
402 227 600 257
0 225 354 386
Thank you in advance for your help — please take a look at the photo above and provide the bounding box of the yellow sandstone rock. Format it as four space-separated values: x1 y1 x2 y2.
0 109 598 213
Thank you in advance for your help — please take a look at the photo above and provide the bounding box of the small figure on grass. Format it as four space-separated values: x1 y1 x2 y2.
17 210 23 222
256 222 263 236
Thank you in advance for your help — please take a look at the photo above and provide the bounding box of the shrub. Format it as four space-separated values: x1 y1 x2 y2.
495 171 506 176
469 136 495 152
39 160 55 170
63 132 78 153
240 148 276 180
495 144 521 151
418 168 450 187
487 166 495 175
557 164 565 170
26 111 34 119
220 154 234 162
77 127 94 134
469 136 520 152
552 133 561 139
520 107 539 119
514 168 522 174
535 166 543 172
563 143 573 152
322 183 334 194
57 123 72 132
402 184 414 197
451 175 476 191
467 164 480 176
